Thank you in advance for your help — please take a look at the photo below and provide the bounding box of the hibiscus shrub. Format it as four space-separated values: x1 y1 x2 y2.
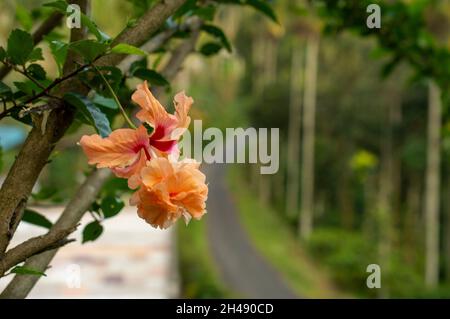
0 0 276 297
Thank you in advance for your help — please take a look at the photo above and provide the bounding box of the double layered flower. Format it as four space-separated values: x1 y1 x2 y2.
79 81 192 178
129 158 208 229
79 81 207 229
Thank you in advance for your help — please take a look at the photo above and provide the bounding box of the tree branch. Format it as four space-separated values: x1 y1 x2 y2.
0 31 200 299
0 226 77 277
0 0 187 256
0 12 64 80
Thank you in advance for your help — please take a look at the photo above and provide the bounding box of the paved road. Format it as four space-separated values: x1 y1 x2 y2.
205 163 297 298
0 207 178 298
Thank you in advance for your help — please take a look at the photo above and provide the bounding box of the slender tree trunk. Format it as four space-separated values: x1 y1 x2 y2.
299 36 319 239
285 40 304 217
424 81 442 288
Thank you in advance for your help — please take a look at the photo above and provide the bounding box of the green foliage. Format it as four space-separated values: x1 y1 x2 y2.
199 42 223 56
82 221 103 243
27 64 46 80
92 93 118 110
218 0 278 23
0 81 12 98
100 195 125 219
22 209 53 229
111 43 147 56
7 29 34 65
15 4 33 31
10 266 47 277
69 40 108 62
31 186 58 201
47 40 68 75
64 92 112 137
201 24 232 52
316 0 450 100
132 68 170 87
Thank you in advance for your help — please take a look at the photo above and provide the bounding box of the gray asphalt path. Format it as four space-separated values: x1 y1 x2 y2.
205 163 297 299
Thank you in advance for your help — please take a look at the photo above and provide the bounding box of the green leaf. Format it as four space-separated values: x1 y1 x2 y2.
69 40 108 62
48 40 68 76
129 58 147 75
101 196 125 219
22 209 53 229
81 13 111 43
133 68 170 87
27 64 46 80
201 24 232 52
199 42 223 56
7 29 34 65
195 5 216 21
92 93 118 109
64 92 111 137
28 48 44 62
16 4 33 31
0 81 12 97
31 186 58 200
13 81 42 97
10 266 46 277
43 0 68 12
0 46 6 60
82 221 103 243
111 43 147 56
246 0 278 23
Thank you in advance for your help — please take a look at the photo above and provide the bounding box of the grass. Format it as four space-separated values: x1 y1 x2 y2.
178 218 231 298
227 166 349 298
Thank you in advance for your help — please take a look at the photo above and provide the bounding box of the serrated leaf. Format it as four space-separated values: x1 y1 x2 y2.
201 24 232 52
92 93 118 109
82 221 103 243
7 29 34 65
69 40 108 62
22 209 53 229
199 42 223 56
111 43 147 56
133 68 169 87
27 64 46 80
101 196 125 219
10 266 46 277
246 0 278 23
64 92 111 137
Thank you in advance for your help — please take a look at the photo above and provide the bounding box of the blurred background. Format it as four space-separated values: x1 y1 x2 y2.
0 0 450 298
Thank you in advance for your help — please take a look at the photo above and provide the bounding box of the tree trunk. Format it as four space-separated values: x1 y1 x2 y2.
424 81 442 288
285 40 304 218
299 36 319 239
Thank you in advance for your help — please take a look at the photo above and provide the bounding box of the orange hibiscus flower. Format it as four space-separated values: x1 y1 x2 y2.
79 82 193 179
129 158 208 229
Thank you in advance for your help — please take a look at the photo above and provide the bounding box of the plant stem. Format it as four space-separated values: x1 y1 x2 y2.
92 64 136 129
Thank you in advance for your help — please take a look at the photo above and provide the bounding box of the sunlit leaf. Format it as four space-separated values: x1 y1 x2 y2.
10 266 46 277
111 43 147 56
